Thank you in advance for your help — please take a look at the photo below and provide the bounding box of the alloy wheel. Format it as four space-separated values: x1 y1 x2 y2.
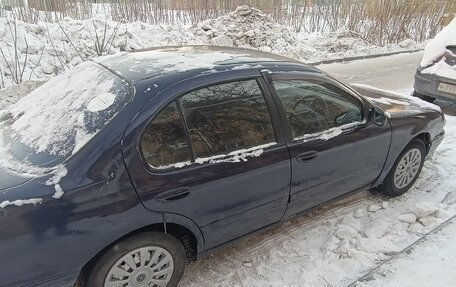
104 246 174 287
393 148 422 189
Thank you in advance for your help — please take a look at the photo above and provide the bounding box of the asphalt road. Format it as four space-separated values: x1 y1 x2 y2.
318 51 456 116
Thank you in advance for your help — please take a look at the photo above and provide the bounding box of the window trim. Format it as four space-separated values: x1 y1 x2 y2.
139 100 193 170
176 99 196 162
139 77 279 172
268 72 368 143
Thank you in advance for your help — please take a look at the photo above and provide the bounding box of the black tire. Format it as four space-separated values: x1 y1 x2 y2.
86 232 186 287
379 139 426 197
413 91 435 103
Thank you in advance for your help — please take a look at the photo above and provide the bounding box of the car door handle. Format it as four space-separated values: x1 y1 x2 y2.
156 187 191 203
296 151 318 162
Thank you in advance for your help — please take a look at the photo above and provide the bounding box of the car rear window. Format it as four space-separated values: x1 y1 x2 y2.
0 61 132 167
141 101 192 168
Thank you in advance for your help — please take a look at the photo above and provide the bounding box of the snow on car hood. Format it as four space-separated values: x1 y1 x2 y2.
350 84 442 117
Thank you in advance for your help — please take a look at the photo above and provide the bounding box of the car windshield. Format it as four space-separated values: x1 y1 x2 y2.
0 61 132 169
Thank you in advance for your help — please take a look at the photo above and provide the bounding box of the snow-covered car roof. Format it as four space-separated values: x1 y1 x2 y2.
94 45 308 83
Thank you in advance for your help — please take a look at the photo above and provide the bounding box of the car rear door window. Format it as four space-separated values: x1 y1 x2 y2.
180 80 276 159
273 80 363 140
141 101 191 169
141 79 277 170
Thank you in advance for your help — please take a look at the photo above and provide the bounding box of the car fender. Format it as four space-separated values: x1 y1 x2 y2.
373 112 442 186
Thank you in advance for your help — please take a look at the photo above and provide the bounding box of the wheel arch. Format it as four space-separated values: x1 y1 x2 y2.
75 213 204 286
373 131 430 188
414 132 432 155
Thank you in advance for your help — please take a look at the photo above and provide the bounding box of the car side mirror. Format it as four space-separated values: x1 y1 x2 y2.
368 106 387 126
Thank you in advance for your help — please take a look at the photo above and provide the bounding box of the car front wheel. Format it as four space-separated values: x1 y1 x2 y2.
379 139 426 197
86 232 186 287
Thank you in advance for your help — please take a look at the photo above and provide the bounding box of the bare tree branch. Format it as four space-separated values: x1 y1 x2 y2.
29 48 44 81
57 21 85 62
45 21 68 71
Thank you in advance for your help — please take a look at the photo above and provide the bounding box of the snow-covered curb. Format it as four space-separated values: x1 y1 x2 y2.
351 215 456 287
311 49 423 66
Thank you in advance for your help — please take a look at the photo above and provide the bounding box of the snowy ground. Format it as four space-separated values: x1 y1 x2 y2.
353 215 456 287
177 54 456 287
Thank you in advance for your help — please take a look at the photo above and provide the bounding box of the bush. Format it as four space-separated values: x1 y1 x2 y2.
1 0 455 46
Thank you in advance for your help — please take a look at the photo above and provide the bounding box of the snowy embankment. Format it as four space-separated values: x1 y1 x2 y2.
0 5 423 88
179 114 456 286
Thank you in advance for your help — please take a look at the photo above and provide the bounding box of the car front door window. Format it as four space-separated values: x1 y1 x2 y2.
273 80 364 140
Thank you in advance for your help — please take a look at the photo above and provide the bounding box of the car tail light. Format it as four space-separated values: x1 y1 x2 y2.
445 46 456 66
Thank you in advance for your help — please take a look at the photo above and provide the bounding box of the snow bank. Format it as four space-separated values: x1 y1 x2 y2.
0 6 424 89
191 5 313 59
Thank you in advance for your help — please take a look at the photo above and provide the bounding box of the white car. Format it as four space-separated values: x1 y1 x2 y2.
414 17 456 102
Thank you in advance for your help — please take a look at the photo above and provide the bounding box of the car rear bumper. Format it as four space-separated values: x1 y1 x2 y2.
427 130 445 159
414 71 456 102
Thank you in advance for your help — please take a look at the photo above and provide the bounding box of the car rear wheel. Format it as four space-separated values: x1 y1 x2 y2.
379 139 426 197
86 232 186 287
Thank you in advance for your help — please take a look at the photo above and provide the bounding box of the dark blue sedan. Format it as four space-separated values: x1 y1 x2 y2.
0 46 445 287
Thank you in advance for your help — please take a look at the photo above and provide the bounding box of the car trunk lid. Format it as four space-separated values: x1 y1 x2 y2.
0 165 33 191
